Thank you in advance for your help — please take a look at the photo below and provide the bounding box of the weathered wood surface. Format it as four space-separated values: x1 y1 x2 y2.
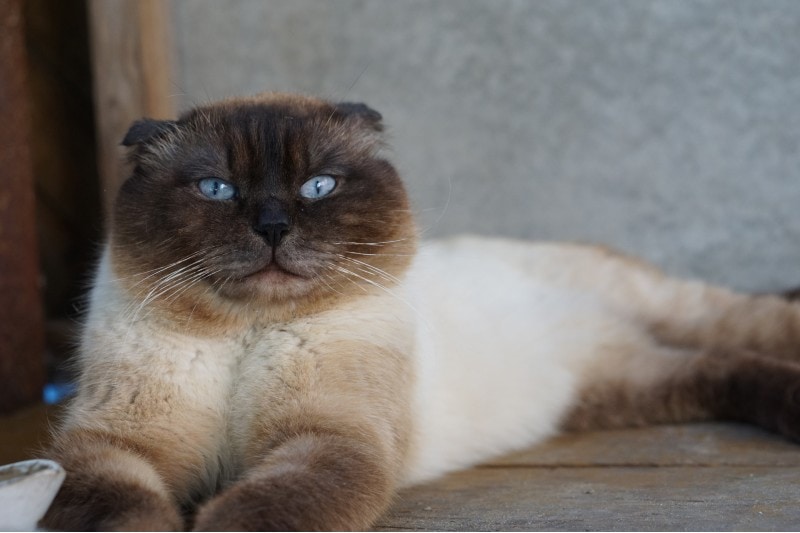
376 424 800 531
88 0 175 218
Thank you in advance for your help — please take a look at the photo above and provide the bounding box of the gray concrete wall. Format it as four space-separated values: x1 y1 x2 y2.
170 0 800 290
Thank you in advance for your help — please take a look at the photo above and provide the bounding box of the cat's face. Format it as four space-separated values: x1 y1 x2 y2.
111 93 415 321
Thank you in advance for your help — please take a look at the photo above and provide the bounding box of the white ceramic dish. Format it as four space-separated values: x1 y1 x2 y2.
0 459 64 531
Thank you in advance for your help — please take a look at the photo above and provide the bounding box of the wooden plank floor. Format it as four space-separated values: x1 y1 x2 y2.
376 424 800 531
4 407 800 530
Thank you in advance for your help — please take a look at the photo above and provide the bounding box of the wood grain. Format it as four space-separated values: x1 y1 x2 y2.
376 424 800 531
24 0 101 324
88 0 175 218
0 0 46 413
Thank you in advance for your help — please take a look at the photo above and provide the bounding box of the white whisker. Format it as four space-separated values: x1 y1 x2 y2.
331 264 429 329
341 250 415 257
164 267 223 304
94 250 207 288
337 255 401 285
317 271 346 297
330 265 370 294
330 237 413 246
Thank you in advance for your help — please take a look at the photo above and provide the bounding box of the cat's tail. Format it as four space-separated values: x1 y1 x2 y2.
562 347 800 444
778 286 800 301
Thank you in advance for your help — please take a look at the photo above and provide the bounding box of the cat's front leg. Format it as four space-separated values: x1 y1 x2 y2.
194 333 413 531
42 429 184 531
41 329 235 530
194 430 394 531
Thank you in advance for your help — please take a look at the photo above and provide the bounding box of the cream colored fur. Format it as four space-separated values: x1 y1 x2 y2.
63 233 760 501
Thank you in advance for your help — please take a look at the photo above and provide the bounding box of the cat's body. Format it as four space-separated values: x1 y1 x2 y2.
43 93 800 531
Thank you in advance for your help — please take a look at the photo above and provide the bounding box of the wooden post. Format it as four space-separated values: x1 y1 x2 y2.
88 0 175 219
0 0 46 413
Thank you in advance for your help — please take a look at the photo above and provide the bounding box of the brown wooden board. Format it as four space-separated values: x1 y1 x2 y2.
88 0 175 218
24 0 101 324
0 0 46 413
487 423 800 468
376 424 800 531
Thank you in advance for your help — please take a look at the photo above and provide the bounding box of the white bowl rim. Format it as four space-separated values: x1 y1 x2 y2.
0 459 65 488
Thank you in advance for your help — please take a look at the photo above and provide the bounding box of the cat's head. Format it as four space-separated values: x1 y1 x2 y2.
110 92 415 324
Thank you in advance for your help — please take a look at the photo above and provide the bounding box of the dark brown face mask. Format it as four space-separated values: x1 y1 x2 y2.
111 93 416 311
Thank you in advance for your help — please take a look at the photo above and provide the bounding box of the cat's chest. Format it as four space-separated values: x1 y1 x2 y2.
231 324 316 386
221 323 335 463
229 322 325 400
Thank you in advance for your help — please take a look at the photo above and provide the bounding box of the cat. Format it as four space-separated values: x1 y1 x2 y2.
42 91 800 531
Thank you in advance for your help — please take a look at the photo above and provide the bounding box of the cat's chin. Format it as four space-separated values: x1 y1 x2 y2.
243 263 306 282
231 263 318 302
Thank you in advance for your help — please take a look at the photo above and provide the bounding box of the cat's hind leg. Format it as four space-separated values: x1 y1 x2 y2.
455 239 800 362
644 289 800 362
542 244 800 446
542 243 800 362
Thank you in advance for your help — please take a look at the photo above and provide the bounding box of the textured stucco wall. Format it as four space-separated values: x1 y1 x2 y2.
170 0 800 290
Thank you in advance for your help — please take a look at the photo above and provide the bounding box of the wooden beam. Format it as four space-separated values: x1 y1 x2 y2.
88 0 175 219
24 0 102 323
0 0 46 413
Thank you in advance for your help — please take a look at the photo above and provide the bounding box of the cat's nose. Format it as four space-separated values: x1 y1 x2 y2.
254 202 290 247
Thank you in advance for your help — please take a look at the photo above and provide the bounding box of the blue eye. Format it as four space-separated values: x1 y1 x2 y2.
300 175 337 200
198 178 237 200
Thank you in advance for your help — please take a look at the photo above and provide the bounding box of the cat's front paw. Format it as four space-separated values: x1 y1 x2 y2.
192 479 307 532
40 470 183 531
192 469 382 532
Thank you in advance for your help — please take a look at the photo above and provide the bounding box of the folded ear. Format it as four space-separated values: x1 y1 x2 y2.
121 118 178 146
334 102 383 132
